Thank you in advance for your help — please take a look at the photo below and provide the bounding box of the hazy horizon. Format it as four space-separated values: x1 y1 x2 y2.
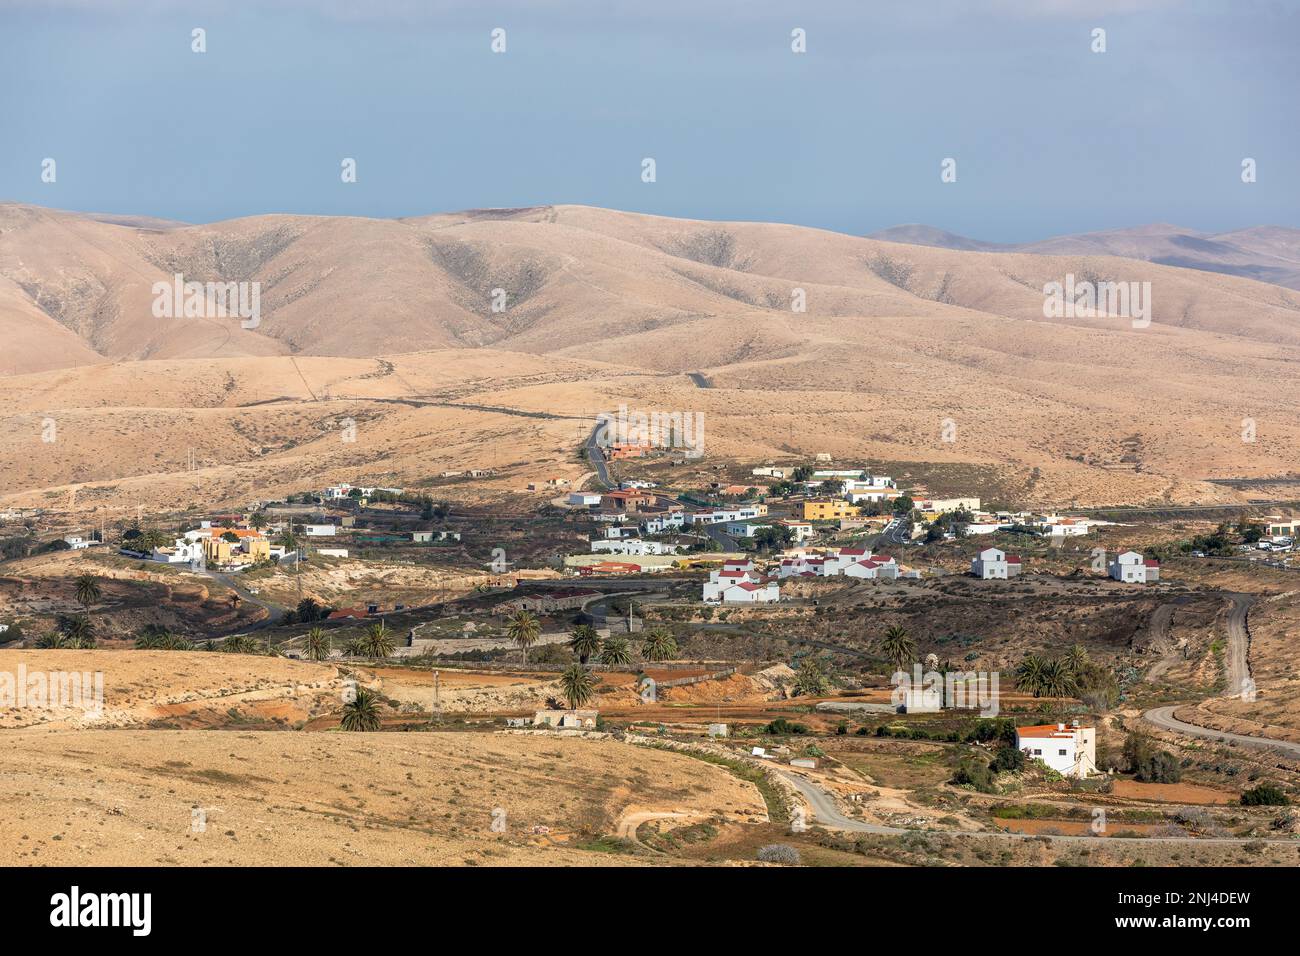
1 0 1297 241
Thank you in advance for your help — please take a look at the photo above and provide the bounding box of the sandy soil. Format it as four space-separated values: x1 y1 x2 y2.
0 649 343 729
0 728 766 865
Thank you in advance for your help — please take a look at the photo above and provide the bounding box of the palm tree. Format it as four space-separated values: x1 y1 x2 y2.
1039 658 1080 700
303 626 331 662
1064 643 1090 678
343 637 366 658
341 687 382 731
793 658 830 697
74 574 101 608
569 624 601 665
35 631 68 649
135 625 171 649
559 664 595 712
1015 654 1047 697
641 626 678 662
363 621 394 659
222 633 258 654
296 597 322 623
249 512 268 531
165 634 194 651
877 625 917 675
57 614 95 646
506 610 541 664
600 636 633 667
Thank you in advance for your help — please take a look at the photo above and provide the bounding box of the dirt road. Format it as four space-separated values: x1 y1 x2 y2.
1143 705 1300 758
774 769 1298 846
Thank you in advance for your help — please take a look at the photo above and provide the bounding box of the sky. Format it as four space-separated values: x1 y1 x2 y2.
1 0 1297 242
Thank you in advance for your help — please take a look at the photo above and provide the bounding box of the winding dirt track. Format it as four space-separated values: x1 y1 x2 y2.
1142 593 1269 748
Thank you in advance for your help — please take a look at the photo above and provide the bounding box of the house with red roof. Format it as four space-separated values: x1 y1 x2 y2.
1016 721 1097 778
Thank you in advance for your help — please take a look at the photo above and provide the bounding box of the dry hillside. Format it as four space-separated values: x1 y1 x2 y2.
3 202 1300 511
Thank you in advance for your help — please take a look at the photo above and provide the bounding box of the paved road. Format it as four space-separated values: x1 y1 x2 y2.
878 517 911 547
1139 593 1300 761
702 521 741 551
584 423 612 488
202 569 287 634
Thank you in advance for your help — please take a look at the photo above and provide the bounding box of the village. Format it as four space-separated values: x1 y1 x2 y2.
6 423 1300 873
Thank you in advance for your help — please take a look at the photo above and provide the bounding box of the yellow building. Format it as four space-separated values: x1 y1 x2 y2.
202 536 233 564
803 499 861 521
243 537 271 561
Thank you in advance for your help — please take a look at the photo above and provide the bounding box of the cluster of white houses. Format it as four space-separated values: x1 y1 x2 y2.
777 546 903 581
701 545 917 603
701 559 781 603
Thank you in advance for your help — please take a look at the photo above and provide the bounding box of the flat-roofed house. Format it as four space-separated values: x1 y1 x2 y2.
1109 550 1160 583
1016 722 1097 778
971 547 1022 579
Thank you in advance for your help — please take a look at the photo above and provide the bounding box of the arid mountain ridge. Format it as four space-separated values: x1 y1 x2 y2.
2 202 1300 514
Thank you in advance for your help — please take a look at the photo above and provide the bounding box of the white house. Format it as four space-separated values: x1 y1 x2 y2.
685 506 768 526
724 520 772 539
1016 722 1097 778
150 538 205 566
303 524 336 537
717 580 780 604
846 488 900 505
775 519 814 542
591 538 681 556
971 547 1022 579
843 556 900 580
568 491 603 507
1044 517 1091 536
702 567 761 601
62 536 93 550
642 513 685 534
1109 550 1160 583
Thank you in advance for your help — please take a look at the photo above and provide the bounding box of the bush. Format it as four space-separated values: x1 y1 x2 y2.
951 757 996 793
1124 731 1182 783
765 718 810 736
756 844 801 865
1241 784 1290 806
990 745 1026 774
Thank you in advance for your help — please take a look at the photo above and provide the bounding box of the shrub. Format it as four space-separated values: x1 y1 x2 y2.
952 757 996 793
765 718 810 736
991 745 1026 774
1241 784 1290 806
757 844 801 865
1124 731 1182 783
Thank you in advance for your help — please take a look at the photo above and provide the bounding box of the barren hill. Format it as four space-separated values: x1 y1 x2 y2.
868 220 1300 291
3 202 1300 511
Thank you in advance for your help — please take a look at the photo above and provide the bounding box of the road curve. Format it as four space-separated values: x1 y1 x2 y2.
1144 705 1300 757
1142 593 1273 748
771 768 1297 846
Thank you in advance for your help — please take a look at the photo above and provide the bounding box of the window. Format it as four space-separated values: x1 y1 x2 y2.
1058 749 1067 756
1032 749 1042 756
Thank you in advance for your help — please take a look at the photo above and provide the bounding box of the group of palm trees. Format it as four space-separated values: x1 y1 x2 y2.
134 624 194 650
34 573 102 647
505 611 681 668
341 621 395 659
500 610 686 712
1014 644 1092 699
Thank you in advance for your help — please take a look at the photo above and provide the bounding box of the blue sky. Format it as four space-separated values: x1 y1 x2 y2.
1 0 1296 241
